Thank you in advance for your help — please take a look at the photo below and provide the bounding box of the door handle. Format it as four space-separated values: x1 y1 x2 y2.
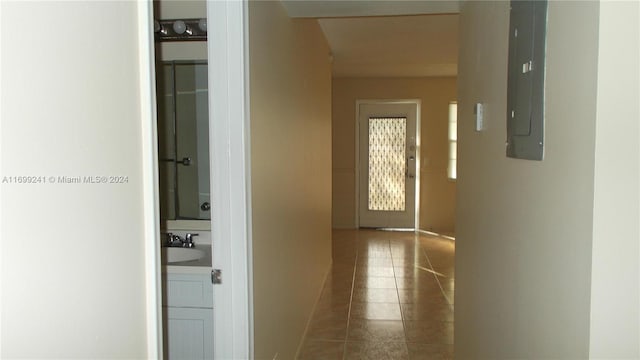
406 155 415 179
405 157 408 178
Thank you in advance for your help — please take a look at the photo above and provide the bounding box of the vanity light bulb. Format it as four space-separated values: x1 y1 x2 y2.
173 20 187 34
198 18 207 32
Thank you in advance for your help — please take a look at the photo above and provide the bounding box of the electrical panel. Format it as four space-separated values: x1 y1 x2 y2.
506 0 548 160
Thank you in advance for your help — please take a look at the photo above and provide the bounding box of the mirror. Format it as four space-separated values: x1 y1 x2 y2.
156 61 210 220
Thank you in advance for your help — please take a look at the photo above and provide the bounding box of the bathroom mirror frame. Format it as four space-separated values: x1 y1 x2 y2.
156 60 211 222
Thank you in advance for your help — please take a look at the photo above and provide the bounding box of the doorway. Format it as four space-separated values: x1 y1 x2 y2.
357 101 420 229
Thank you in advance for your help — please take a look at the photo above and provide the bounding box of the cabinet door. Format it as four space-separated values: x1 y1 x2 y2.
164 307 214 360
163 273 213 308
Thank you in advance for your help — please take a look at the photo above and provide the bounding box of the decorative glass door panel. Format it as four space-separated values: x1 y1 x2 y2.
368 117 407 211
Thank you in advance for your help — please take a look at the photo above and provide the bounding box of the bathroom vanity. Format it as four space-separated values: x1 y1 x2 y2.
162 230 213 360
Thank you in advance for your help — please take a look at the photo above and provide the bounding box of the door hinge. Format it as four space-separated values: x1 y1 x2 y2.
211 269 222 284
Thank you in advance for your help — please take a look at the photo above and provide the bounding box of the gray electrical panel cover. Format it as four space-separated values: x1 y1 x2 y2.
506 0 548 160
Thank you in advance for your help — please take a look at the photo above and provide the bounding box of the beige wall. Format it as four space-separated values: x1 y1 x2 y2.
248 2 333 359
456 1 603 357
332 77 457 233
1 2 152 357
589 1 640 357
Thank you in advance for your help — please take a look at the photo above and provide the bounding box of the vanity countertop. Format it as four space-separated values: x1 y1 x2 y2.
162 245 212 275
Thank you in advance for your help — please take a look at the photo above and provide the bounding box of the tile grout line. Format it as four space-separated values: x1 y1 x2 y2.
418 233 456 354
389 235 411 355
342 242 359 360
419 234 454 308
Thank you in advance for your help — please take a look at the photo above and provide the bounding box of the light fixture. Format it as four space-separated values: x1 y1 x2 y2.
154 18 206 42
172 20 187 34
198 19 207 32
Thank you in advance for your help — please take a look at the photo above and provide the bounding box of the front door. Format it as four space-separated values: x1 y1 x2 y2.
358 102 418 228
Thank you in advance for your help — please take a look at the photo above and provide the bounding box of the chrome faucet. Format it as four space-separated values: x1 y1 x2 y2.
164 232 198 248
165 232 185 247
184 233 199 248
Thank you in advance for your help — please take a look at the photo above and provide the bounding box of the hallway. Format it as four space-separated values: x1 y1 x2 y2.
298 229 455 359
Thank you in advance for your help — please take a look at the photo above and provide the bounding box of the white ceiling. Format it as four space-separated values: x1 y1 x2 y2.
281 0 460 18
280 0 460 78
318 14 459 77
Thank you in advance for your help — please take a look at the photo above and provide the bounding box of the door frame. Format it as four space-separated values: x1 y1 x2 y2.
138 1 162 357
144 2 254 358
355 99 421 230
207 1 254 359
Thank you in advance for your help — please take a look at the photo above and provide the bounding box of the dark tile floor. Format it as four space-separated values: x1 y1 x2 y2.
298 229 455 360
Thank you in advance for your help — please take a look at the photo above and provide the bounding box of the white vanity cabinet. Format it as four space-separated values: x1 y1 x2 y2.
163 272 213 359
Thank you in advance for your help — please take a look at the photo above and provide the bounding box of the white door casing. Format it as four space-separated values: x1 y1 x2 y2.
137 0 162 357
208 1 253 359
357 101 420 229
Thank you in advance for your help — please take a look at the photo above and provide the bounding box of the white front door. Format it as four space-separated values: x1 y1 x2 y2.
358 102 418 229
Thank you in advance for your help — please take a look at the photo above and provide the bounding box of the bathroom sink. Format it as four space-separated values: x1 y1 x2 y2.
162 247 206 263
